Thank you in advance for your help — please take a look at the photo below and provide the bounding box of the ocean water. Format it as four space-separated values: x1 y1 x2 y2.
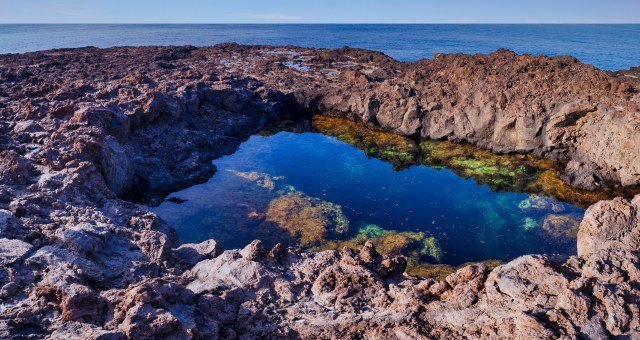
0 24 639 70
152 129 584 266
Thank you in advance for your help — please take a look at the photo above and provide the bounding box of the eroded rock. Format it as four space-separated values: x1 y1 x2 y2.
0 45 639 338
578 195 640 256
173 239 223 267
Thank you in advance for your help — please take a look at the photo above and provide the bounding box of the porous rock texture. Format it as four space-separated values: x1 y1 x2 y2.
0 44 639 338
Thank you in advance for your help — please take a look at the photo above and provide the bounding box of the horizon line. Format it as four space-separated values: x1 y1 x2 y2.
2 22 640 25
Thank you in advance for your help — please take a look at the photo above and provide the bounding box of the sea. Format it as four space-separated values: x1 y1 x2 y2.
0 24 638 70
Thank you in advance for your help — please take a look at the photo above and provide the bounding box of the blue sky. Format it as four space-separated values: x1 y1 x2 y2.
1 0 639 24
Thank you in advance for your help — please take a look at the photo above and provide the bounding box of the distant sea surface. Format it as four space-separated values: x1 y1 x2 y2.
0 24 638 70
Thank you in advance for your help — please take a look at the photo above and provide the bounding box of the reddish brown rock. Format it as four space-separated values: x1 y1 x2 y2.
578 195 640 256
0 45 639 338
0 150 35 185
173 239 223 267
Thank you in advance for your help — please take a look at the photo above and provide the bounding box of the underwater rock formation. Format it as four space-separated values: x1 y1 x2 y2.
312 115 418 168
0 44 639 337
263 192 350 247
315 223 443 261
518 194 565 212
542 214 581 242
230 170 278 190
158 169 352 250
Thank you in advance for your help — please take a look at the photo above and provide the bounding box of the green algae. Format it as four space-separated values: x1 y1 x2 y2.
521 217 539 231
312 115 418 169
419 235 444 262
482 209 506 230
524 169 615 207
356 223 387 238
517 197 534 210
518 194 565 212
311 115 638 207
314 222 444 263
418 139 546 193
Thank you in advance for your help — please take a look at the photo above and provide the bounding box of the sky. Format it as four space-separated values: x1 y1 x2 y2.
0 0 639 24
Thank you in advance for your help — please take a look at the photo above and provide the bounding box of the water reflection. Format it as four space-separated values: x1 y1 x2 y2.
151 117 597 278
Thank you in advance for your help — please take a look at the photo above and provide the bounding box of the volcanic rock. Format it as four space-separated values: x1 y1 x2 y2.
0 44 639 338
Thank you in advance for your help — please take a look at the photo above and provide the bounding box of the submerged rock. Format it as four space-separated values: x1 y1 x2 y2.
313 115 418 168
263 193 350 247
315 223 443 264
521 217 539 231
230 170 278 190
542 214 581 242
518 194 565 212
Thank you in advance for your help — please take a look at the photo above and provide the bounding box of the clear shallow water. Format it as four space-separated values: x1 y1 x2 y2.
152 130 584 266
0 24 639 70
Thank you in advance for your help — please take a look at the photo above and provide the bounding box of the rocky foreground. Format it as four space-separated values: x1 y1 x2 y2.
0 44 639 338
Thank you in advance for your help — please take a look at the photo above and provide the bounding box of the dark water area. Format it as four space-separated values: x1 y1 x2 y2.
1 24 639 70
151 118 586 266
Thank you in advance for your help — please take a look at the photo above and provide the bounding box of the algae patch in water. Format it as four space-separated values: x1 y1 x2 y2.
541 214 581 242
311 115 418 169
153 118 599 277
311 115 627 207
313 222 444 263
264 192 350 247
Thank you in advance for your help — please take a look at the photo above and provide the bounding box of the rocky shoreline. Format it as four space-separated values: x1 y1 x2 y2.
0 44 639 338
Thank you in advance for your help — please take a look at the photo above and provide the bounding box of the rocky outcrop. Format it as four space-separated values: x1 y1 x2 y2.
578 195 640 256
0 44 639 338
118 214 640 338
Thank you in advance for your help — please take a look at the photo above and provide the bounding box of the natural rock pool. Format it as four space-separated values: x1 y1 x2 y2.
152 116 588 276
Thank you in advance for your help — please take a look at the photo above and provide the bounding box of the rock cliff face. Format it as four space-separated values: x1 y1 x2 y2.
0 44 639 338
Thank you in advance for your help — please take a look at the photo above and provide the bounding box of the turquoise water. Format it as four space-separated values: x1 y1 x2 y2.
152 131 584 265
0 24 639 70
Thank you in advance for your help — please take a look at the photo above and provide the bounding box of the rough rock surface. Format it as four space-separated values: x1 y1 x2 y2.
0 44 639 338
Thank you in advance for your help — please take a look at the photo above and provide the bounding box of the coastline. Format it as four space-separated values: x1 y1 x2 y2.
2 24 640 70
0 44 639 338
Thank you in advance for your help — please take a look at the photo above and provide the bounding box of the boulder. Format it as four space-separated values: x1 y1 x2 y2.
173 239 223 266
578 195 640 256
